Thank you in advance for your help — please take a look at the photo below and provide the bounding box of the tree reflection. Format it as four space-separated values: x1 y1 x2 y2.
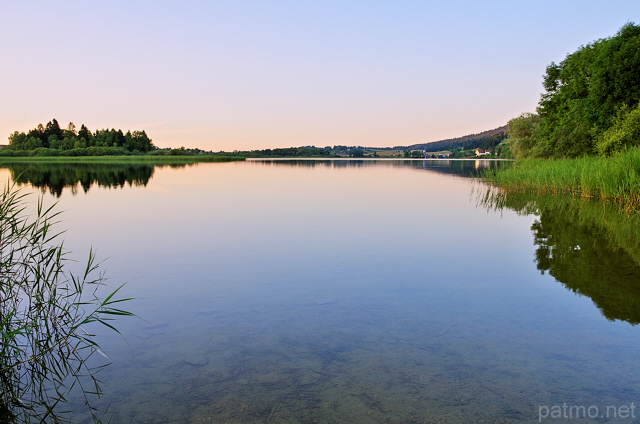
251 158 508 178
3 162 194 197
481 189 640 324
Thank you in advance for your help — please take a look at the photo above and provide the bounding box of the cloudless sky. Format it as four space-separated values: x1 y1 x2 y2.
1 1 639 151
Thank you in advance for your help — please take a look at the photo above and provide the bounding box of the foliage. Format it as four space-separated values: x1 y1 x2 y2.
507 113 543 159
513 22 640 157
596 103 640 155
0 185 134 422
164 147 192 156
492 139 512 158
402 150 425 158
8 119 155 154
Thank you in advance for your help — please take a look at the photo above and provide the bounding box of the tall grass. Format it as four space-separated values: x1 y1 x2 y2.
484 147 640 212
0 184 134 422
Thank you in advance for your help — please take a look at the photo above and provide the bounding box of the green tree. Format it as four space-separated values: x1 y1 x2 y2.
350 147 365 157
125 130 154 152
78 124 92 141
27 124 45 145
596 104 640 155
43 119 63 147
507 113 543 159
536 22 640 157
63 122 77 139
48 134 61 149
7 132 27 150
114 129 126 147
23 136 43 150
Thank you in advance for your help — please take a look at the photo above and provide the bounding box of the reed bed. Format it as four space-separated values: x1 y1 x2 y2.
0 184 134 422
484 147 640 212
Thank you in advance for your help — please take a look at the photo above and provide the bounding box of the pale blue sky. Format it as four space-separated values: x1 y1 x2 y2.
1 1 638 150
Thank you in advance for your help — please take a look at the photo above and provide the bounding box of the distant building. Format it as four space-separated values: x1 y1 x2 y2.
475 148 491 156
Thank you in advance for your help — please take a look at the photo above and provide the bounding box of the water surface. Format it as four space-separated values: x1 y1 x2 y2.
2 159 639 423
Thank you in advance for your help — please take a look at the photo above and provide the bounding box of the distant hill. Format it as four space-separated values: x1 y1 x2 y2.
395 125 508 152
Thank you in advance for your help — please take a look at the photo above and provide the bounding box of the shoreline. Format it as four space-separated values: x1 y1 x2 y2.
484 147 640 213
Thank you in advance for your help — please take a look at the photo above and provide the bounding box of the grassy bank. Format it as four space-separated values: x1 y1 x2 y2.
0 155 245 164
484 147 640 212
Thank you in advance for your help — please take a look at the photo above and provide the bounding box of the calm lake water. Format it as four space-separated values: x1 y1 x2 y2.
2 159 640 423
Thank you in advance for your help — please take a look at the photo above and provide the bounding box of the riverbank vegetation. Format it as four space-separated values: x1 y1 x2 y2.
488 22 640 209
0 185 134 422
508 22 640 159
485 146 640 212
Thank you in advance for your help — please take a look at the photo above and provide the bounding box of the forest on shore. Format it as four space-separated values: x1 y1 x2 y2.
489 22 640 212
508 22 640 159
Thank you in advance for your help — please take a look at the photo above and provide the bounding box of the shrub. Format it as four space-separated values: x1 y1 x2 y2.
597 104 640 155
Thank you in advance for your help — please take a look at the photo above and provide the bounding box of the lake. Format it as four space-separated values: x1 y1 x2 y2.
2 159 639 423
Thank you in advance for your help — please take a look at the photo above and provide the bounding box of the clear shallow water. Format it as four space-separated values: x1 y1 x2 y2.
2 159 640 423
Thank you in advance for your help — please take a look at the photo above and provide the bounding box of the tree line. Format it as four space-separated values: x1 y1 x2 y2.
6 118 155 155
509 22 640 159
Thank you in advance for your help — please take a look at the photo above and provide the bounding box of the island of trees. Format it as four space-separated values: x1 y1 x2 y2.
4 119 156 156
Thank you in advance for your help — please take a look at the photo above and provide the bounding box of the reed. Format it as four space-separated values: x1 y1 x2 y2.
0 184 134 422
484 147 640 212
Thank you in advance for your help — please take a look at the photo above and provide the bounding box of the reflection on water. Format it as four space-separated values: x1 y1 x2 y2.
2 162 200 197
482 189 640 325
251 158 507 178
4 159 639 423
2 159 508 198
4 159 505 197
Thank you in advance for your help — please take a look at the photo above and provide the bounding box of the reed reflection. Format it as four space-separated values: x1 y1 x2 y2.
482 189 640 324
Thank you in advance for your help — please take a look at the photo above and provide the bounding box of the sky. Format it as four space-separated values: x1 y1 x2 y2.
1 1 639 151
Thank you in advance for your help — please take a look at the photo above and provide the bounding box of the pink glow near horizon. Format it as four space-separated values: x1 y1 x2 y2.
1 1 638 151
